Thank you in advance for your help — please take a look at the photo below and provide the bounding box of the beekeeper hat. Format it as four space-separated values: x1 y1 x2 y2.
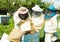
47 5 56 12
17 7 29 14
32 5 43 12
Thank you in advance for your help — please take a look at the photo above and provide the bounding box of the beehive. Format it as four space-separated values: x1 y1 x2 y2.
21 32 40 42
0 15 9 25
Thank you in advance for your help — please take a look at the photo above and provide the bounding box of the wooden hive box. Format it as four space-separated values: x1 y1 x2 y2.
0 15 9 25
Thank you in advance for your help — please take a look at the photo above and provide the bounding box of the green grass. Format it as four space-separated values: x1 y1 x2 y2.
0 16 60 42
0 17 14 37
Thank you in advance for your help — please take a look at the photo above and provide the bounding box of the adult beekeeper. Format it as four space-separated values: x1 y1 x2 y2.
44 5 58 42
31 5 44 33
8 7 31 42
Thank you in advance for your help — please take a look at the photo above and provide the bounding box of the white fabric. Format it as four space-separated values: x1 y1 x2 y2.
17 7 28 14
52 36 58 42
0 33 10 42
45 33 52 42
13 11 21 29
20 20 31 31
13 11 31 31
45 33 58 42
31 14 44 30
32 5 43 12
44 14 58 33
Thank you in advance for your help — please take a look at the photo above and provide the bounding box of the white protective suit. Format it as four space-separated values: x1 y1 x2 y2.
44 14 58 42
13 11 31 32
31 13 44 32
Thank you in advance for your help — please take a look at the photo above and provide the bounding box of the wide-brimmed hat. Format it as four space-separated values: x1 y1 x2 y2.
17 7 29 14
32 5 43 12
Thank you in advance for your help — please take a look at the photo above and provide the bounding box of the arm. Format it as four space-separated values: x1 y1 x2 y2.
13 11 22 29
50 15 57 30
13 11 21 25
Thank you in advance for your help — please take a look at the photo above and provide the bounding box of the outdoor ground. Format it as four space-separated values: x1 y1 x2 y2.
0 17 14 38
0 16 60 42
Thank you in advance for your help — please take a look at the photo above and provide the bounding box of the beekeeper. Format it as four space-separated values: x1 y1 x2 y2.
31 5 44 32
44 5 58 42
8 7 31 42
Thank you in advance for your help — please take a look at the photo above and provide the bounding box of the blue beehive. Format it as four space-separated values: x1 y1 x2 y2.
21 32 40 42
0 15 9 25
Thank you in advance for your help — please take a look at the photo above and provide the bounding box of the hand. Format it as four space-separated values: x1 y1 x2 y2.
21 20 24 22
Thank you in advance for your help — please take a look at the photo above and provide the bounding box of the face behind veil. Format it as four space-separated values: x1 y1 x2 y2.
18 13 28 20
17 7 29 20
33 11 42 17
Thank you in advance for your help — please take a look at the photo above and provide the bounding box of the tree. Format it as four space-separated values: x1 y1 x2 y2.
0 0 47 13
0 0 8 10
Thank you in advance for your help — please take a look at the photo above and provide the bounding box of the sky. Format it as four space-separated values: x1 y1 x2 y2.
44 0 60 2
54 0 60 2
54 0 60 9
43 0 60 9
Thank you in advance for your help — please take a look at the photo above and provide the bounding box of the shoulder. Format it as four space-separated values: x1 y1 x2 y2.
52 14 58 18
50 14 57 21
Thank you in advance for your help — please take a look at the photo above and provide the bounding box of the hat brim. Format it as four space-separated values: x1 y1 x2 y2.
32 7 43 12
17 7 29 14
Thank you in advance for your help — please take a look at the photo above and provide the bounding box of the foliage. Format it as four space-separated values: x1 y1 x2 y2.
0 0 7 9
0 0 47 13
0 17 14 37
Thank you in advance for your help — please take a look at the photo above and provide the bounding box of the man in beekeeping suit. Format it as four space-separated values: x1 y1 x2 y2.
44 5 58 42
31 5 44 33
8 7 31 42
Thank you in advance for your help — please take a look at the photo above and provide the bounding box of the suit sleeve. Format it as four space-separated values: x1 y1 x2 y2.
13 11 21 28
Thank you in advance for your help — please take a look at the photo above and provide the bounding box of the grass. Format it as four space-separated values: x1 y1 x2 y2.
0 16 60 42
0 17 14 37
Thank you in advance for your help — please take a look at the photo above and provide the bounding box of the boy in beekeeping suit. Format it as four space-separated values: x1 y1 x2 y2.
44 5 58 42
8 7 31 42
31 5 44 33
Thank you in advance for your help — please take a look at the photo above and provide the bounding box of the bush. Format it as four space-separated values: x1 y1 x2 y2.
0 0 47 13
0 17 14 37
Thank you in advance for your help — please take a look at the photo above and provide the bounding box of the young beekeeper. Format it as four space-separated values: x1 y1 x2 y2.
8 7 31 42
44 5 58 42
31 5 44 32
